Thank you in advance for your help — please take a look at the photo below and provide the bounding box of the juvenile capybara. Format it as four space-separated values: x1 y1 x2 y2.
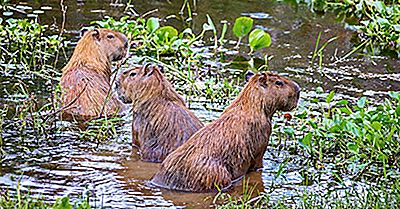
60 28 128 121
116 64 204 163
151 72 300 192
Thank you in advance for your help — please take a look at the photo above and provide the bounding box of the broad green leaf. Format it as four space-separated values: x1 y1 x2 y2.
53 196 72 209
219 21 228 45
146 17 159 33
232 16 253 38
315 87 324 94
206 14 216 34
376 17 389 26
378 153 387 162
373 1 386 12
336 99 349 106
300 132 312 148
339 107 352 115
347 142 359 154
394 25 400 32
396 105 400 116
156 26 178 42
389 91 400 101
283 127 294 136
371 121 382 131
326 91 335 103
357 97 367 109
249 28 271 51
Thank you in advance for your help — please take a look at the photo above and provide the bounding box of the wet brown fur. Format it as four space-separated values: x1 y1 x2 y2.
60 28 128 121
151 72 301 192
116 65 204 163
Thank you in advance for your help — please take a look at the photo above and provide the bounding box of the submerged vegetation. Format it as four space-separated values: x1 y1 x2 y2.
0 0 399 208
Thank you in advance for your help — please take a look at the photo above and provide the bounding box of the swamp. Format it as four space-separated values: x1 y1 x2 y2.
0 0 399 208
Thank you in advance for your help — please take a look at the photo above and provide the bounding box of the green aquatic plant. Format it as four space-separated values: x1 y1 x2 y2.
0 18 67 78
291 91 400 181
248 28 271 54
233 16 254 48
216 91 400 208
0 182 91 209
284 0 400 57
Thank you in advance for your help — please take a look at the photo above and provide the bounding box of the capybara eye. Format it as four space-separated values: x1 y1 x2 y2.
129 72 137 77
275 80 284 87
107 34 115 39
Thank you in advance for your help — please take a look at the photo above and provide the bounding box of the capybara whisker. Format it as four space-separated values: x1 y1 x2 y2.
151 71 300 192
116 64 204 163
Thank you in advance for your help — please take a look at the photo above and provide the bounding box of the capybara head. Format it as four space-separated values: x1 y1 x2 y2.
231 72 300 114
116 64 177 105
77 28 128 62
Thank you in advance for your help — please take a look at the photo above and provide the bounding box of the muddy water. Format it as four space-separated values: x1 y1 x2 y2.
1 0 400 208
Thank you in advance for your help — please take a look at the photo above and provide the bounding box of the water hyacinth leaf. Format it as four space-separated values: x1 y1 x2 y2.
373 1 386 12
53 196 73 209
389 91 400 101
347 143 359 154
232 16 253 38
206 14 216 34
283 126 294 136
371 121 382 131
377 17 389 26
378 153 388 162
336 99 349 106
219 21 228 45
339 107 352 115
357 97 367 109
315 87 324 93
179 28 194 39
146 17 160 33
326 91 335 103
249 29 271 51
156 26 178 42
394 25 400 32
300 132 312 148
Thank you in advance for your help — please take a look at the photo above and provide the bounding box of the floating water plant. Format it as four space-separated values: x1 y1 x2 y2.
232 16 253 48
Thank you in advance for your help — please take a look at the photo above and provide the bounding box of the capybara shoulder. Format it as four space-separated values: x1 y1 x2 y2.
60 28 128 121
116 64 204 163
151 72 300 192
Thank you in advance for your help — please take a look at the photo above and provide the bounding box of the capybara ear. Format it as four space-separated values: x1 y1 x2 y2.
143 64 155 77
245 71 255 82
80 28 89 37
258 73 268 88
92 29 101 41
158 65 164 74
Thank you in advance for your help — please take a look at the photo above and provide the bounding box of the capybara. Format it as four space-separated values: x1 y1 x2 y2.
151 72 300 192
60 28 128 121
115 64 204 163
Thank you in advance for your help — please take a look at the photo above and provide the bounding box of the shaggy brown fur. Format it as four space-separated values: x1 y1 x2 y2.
60 28 128 121
151 72 300 192
116 65 204 163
